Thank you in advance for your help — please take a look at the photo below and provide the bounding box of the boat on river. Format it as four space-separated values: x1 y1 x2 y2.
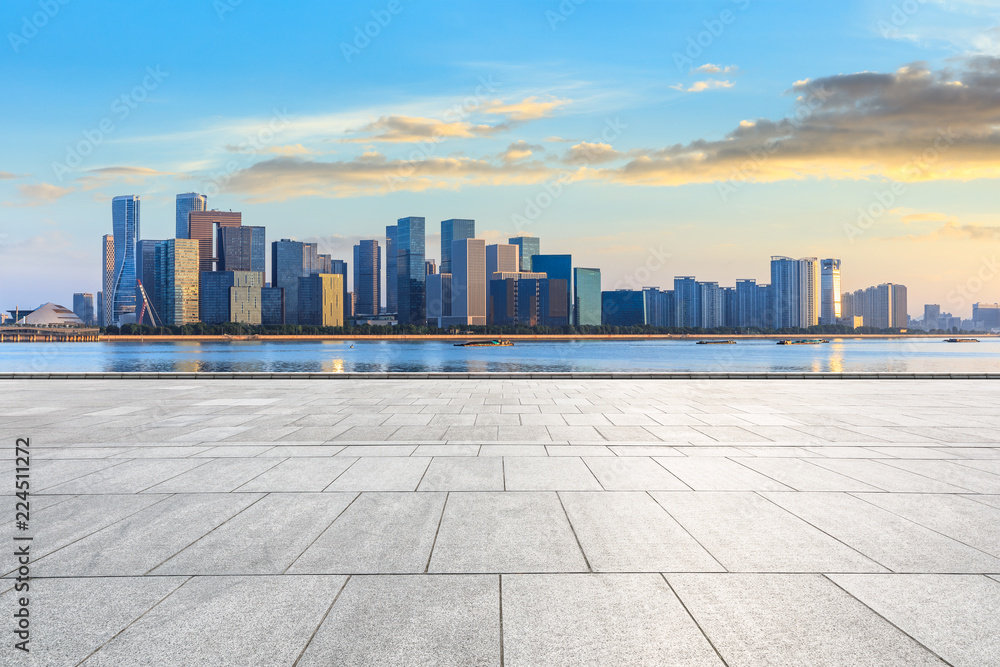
777 339 830 345
454 339 513 347
944 338 980 343
696 340 737 345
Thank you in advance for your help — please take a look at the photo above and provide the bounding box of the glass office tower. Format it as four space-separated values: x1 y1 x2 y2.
509 236 540 272
353 240 381 317
271 239 313 325
531 254 572 322
175 192 207 239
440 219 475 274
820 258 842 325
111 195 140 324
218 226 265 273
573 267 601 326
154 239 200 325
385 225 397 314
396 217 426 326
101 234 115 327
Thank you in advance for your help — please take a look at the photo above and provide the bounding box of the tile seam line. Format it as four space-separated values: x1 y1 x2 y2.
556 491 593 573
424 492 450 574
644 491 729 573
282 492 363 574
661 574 732 667
822 574 957 667
292 574 352 667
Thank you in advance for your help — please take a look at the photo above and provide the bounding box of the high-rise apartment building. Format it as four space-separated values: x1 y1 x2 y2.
820 259 842 326
385 225 397 314
101 234 115 327
353 240 381 317
573 268 602 326
396 216 426 326
440 219 475 274
973 303 1000 330
447 238 487 326
298 274 344 327
509 236 540 272
892 284 907 329
188 210 241 273
643 288 674 328
73 293 95 326
771 256 820 328
154 239 200 325
486 244 519 277
924 304 941 330
698 281 723 329
217 226 265 273
674 276 700 328
111 195 140 324
175 193 207 239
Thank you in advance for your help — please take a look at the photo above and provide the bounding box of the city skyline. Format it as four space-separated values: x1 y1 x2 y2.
3 1 1000 315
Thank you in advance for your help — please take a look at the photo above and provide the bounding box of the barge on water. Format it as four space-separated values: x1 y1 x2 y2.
454 339 513 347
944 338 980 343
696 340 737 345
777 339 830 345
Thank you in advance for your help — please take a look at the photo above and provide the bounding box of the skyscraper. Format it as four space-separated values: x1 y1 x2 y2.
674 276 700 328
111 195 140 324
175 193 207 239
509 236 540 272
573 267 601 326
271 239 313 325
531 254 572 321
330 259 350 321
135 239 163 324
353 240 381 317
820 259 842 326
425 259 437 275
892 284 908 329
188 210 241 273
73 293 95 326
396 216 426 326
101 234 115 327
298 274 344 327
771 256 820 329
385 225 397 314
486 244 519 277
427 273 452 326
440 219 475 274
448 238 487 325
602 290 646 326
200 271 264 324
218 226 265 273
698 281 723 329
155 239 200 325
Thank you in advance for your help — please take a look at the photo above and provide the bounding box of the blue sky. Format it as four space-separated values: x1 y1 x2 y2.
2 0 1000 316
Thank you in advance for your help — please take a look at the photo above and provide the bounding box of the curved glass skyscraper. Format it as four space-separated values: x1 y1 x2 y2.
175 192 207 239
112 195 140 324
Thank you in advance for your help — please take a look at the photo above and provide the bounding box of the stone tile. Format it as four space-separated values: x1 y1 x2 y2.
82 575 346 667
879 459 1000 493
545 425 606 441
298 575 499 667
503 574 724 667
667 574 947 666
642 426 718 443
964 494 1000 509
0 577 186 666
561 492 722 572
335 445 416 457
494 425 553 442
546 445 614 456
324 457 431 492
831 574 1000 667
609 445 684 457
651 492 884 573
144 458 281 493
152 493 356 575
806 457 972 492
598 426 665 442
329 426 402 441
429 492 587 573
732 457 882 491
765 492 1000 573
34 493 263 576
289 492 445 574
656 457 792 491
41 458 209 494
193 445 274 457
234 457 356 492
478 444 547 457
583 456 688 490
417 457 504 491
503 457 602 491
412 444 480 457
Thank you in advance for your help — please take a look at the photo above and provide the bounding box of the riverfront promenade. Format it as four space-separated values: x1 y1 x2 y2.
2 378 1000 665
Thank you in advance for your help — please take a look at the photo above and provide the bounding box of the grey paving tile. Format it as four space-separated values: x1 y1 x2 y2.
503 457 602 491
0 577 186 665
82 575 346 667
546 445 614 456
656 457 792 491
765 492 1000 573
417 457 504 491
478 445 547 457
879 459 1000 493
298 575 499 667
41 458 209 494
289 492 445 574
561 492 723 572
731 457 882 491
582 456 688 490
233 457 356 492
335 445 416 457
667 574 947 666
144 458 281 493
412 444 480 457
152 493 356 575
830 574 1000 667
324 456 431 492
546 425 607 441
503 574 724 667
429 492 588 573
34 493 263 576
964 494 1000 509
651 492 884 573
807 458 973 492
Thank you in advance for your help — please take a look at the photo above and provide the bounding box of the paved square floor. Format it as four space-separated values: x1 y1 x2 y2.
2 379 1000 665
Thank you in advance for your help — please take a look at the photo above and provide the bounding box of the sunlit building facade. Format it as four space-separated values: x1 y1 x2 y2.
111 195 140 324
155 239 200 325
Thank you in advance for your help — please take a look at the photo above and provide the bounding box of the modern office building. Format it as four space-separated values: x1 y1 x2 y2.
531 254 571 322
385 225 397 314
673 276 700 328
96 292 104 327
200 271 265 324
486 244 519 278
509 236 540 272
217 226 265 273
973 303 1000 330
425 259 437 275
111 195 140 324
175 192 207 239
73 293 95 326
298 274 344 327
101 234 115 327
892 284 908 329
427 273 453 325
538 278 570 327
330 259 350 321
602 289 647 326
446 238 487 326
154 239 200 325
487 272 547 325
924 304 941 330
820 259 842 326
134 239 163 324
188 210 241 273
573 268 601 326
396 216 426 326
271 239 315 325
353 240 381 317
261 287 284 325
440 219 475 274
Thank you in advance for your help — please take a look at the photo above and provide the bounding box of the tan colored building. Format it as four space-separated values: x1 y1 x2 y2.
155 239 200 325
298 274 344 327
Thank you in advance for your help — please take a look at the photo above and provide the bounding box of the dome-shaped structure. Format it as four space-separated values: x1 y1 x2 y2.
16 302 85 326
